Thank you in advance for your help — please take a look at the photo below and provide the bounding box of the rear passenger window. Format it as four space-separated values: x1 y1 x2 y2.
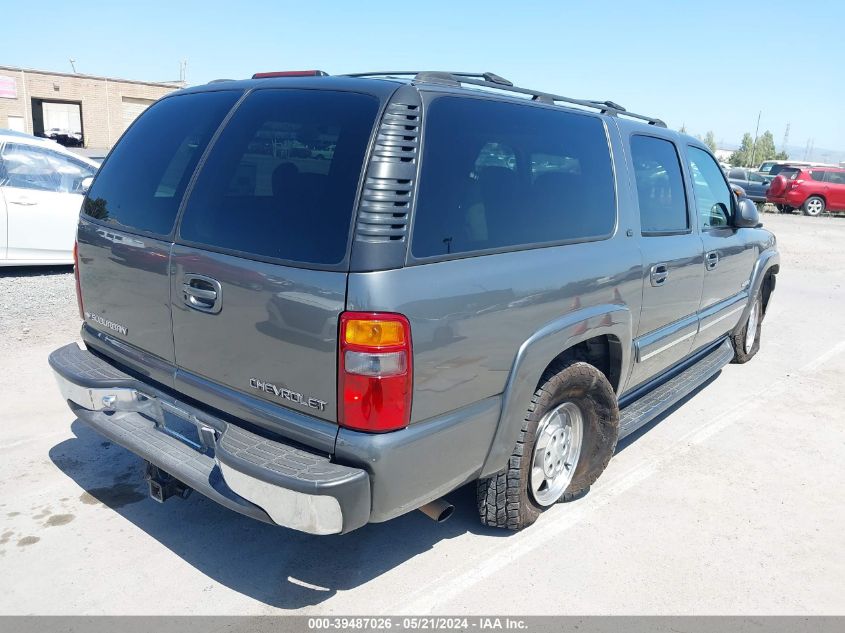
178 89 379 265
411 97 615 258
83 91 240 235
825 172 845 185
629 136 688 233
809 170 826 181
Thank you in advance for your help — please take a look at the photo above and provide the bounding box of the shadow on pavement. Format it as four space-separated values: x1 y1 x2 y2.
49 420 507 609
0 265 73 278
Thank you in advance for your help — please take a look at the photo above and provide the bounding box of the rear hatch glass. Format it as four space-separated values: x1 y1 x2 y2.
178 89 379 266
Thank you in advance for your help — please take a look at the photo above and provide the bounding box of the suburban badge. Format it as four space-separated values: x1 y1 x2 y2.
85 312 128 336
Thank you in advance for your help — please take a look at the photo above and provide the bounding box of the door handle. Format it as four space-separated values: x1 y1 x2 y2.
182 274 222 314
650 263 669 287
9 199 36 206
705 251 720 271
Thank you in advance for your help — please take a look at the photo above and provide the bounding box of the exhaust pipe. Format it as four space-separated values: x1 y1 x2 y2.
418 498 454 523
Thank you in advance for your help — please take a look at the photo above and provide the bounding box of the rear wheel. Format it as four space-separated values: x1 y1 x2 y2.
476 359 619 530
803 196 825 216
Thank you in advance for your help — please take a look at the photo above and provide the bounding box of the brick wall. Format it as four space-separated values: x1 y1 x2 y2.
0 67 179 149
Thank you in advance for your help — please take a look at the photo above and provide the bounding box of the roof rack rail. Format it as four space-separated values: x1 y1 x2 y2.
343 71 513 86
341 71 666 127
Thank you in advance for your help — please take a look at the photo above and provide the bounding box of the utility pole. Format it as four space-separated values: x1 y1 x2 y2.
749 110 761 168
781 123 790 155
69 58 77 73
179 60 187 85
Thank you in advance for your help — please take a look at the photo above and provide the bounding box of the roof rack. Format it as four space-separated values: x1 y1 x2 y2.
342 71 666 127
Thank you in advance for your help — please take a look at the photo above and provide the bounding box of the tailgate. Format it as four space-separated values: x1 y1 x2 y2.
169 88 381 423
171 248 346 422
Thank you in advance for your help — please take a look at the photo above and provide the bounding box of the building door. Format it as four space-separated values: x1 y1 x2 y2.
121 97 155 132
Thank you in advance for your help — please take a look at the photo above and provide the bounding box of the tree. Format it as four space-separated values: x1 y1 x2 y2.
729 133 755 166
703 131 717 153
729 130 785 167
752 131 777 166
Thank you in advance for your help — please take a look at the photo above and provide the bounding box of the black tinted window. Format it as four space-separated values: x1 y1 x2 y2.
630 136 688 233
83 91 239 235
809 170 826 181
412 97 615 258
825 171 845 185
179 90 378 265
728 168 746 180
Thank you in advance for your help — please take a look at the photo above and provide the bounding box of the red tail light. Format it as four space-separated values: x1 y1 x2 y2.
73 240 84 319
339 312 412 432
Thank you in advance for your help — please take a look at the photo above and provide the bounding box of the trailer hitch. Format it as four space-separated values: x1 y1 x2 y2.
144 462 192 503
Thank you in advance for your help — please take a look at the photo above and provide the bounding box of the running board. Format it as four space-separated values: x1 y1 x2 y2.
618 338 734 439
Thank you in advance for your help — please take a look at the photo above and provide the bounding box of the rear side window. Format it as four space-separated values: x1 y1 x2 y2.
809 170 826 181
179 89 379 265
83 91 240 235
728 168 746 180
825 171 845 185
411 97 615 258
630 135 688 233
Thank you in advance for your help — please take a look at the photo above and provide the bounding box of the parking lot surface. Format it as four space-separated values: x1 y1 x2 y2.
0 213 842 615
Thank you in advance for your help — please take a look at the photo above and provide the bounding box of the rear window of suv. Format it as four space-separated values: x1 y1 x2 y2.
178 89 379 266
82 91 241 235
411 97 616 259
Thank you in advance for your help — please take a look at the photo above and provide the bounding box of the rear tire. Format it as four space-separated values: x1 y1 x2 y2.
731 293 762 363
803 196 825 216
477 359 619 531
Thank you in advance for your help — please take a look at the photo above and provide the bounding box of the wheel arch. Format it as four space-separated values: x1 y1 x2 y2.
733 249 779 335
479 304 633 478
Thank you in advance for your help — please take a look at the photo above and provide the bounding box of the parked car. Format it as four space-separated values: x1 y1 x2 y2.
0 129 98 265
767 166 845 216
726 167 770 202
49 70 779 534
43 127 84 148
757 159 835 177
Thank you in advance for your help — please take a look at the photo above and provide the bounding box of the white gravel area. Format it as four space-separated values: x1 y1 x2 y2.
0 266 80 354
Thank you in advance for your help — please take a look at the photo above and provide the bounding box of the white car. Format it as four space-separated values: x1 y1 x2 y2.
0 130 99 266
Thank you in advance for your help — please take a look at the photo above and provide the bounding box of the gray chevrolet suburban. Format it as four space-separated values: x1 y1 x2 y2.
50 70 779 534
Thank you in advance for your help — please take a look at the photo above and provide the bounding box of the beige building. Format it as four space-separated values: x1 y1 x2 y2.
0 65 183 149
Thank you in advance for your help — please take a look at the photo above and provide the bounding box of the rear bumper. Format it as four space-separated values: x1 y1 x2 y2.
767 191 805 206
49 342 370 535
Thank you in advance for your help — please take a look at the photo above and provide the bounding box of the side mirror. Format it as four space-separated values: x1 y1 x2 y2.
734 197 760 228
80 176 94 194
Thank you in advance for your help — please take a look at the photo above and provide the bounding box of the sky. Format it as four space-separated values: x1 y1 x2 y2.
3 0 843 157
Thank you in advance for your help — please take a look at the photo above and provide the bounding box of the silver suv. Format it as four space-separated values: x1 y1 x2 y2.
50 70 779 534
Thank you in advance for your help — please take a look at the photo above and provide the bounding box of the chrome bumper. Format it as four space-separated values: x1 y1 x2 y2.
50 342 369 535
